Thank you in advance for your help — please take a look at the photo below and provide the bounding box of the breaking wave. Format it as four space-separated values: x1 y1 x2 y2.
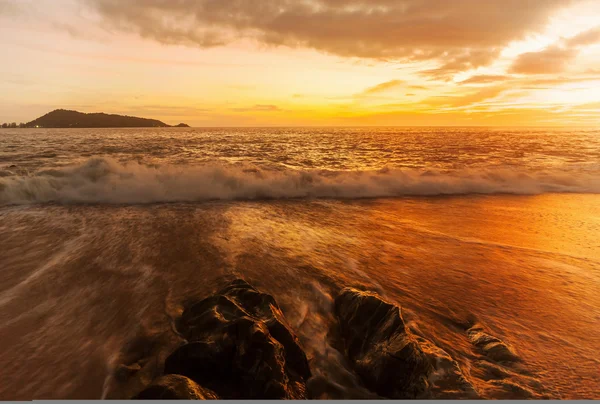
1 157 599 204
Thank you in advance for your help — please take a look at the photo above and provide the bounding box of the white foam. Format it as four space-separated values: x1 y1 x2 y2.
1 157 599 204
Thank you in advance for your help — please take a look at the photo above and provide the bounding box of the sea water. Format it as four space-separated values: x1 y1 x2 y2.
0 127 599 399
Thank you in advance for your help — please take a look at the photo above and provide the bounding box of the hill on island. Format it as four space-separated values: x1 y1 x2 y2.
25 109 190 128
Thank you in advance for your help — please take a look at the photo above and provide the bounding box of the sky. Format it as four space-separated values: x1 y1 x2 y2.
0 0 599 127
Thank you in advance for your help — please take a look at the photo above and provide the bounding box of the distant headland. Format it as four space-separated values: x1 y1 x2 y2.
0 109 190 128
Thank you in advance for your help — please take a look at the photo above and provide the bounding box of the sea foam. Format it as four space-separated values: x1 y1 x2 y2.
1 157 599 204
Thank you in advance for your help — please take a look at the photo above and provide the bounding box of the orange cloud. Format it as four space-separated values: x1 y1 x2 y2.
423 86 508 108
566 26 600 46
87 0 576 74
510 26 600 75
510 46 577 74
421 49 500 80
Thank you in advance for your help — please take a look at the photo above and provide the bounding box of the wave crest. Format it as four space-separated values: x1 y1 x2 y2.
1 157 599 204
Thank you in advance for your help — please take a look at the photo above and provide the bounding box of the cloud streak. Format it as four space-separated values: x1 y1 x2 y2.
361 80 404 95
231 104 282 113
459 75 510 84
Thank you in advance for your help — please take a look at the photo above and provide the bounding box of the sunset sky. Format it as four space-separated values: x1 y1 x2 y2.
1 0 599 126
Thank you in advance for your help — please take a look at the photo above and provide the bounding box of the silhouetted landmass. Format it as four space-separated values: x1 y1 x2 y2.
174 123 190 127
0 122 25 128
11 109 189 128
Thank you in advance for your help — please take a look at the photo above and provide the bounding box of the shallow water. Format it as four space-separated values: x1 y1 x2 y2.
0 128 599 399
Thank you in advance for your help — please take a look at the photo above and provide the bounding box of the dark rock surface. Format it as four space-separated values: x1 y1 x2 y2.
125 281 484 399
415 337 479 398
467 324 519 362
133 374 218 399
114 363 142 384
161 279 311 399
334 287 433 398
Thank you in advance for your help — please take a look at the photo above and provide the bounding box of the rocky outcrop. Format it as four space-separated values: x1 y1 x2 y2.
128 281 493 400
133 374 218 399
334 288 433 398
134 279 311 399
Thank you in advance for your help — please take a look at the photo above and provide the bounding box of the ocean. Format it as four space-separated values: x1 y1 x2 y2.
0 127 599 399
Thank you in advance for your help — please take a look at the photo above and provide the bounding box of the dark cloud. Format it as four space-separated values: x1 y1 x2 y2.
85 0 575 73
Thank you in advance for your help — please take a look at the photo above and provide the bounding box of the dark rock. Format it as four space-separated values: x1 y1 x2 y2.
114 363 142 383
467 325 519 362
164 279 310 399
416 337 479 398
133 374 218 399
174 123 190 127
487 379 539 399
107 331 178 399
334 288 433 398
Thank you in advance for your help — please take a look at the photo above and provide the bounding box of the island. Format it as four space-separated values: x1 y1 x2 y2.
1 109 190 128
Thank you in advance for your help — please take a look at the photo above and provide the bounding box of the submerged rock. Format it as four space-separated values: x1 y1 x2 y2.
133 374 218 399
163 279 310 399
416 337 479 398
467 325 519 362
114 363 142 383
334 288 433 398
